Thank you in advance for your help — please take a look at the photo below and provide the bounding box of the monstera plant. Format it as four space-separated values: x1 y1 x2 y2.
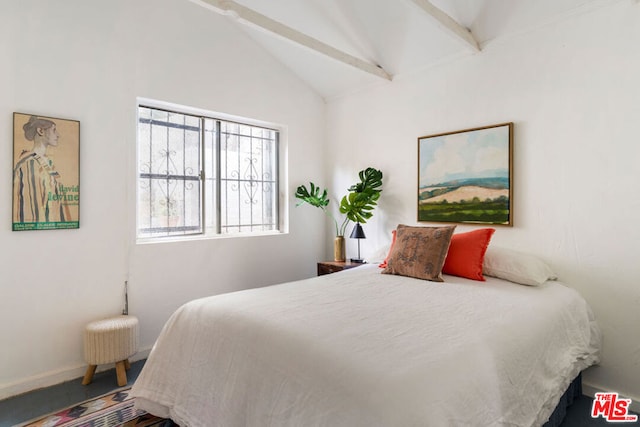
296 167 383 236
339 167 384 226
296 167 383 261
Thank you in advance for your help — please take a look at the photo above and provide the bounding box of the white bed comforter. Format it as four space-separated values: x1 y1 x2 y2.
131 265 600 427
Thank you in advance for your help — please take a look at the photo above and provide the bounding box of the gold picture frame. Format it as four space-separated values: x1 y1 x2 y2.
12 112 80 231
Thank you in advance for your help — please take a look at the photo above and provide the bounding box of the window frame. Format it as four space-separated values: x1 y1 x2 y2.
135 99 285 243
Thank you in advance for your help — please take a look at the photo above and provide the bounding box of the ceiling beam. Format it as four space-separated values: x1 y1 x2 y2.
407 0 480 52
189 0 392 81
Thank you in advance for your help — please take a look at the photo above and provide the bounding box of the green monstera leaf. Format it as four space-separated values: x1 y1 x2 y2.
295 182 340 235
295 182 330 208
347 167 383 194
339 167 383 231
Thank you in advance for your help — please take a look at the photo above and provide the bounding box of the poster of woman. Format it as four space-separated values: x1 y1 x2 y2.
12 112 80 231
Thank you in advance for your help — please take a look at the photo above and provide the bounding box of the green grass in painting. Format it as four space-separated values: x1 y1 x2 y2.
418 199 509 224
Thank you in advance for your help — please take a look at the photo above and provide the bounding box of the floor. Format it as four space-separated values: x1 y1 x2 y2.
1 361 638 426
0 360 145 427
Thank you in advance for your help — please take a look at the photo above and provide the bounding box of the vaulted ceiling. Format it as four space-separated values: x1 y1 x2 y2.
190 0 607 100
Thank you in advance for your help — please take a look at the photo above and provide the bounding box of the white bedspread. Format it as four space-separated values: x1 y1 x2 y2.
131 265 600 427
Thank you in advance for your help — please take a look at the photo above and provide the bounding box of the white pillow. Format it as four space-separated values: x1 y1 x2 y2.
483 246 557 286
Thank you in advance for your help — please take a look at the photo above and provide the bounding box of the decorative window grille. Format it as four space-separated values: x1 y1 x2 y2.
137 105 279 239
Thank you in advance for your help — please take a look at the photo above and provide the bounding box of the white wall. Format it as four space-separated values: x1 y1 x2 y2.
327 1 640 403
0 0 326 398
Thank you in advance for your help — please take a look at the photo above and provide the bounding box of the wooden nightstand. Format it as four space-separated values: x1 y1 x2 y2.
317 261 363 276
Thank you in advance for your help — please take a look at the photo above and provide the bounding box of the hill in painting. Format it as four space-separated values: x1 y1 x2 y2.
418 177 510 224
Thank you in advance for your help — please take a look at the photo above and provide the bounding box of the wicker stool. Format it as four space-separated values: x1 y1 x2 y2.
82 315 139 387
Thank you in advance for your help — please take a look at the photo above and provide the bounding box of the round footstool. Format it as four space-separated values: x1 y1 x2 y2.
82 315 139 387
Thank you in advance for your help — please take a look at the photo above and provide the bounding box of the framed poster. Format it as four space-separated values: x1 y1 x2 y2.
418 122 513 225
12 112 80 231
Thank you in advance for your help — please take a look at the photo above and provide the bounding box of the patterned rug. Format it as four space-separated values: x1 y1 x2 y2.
19 388 176 427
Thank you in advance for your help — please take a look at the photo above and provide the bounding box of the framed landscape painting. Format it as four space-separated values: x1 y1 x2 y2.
418 122 513 225
12 112 80 231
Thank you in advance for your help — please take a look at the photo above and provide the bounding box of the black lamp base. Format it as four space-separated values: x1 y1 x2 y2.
350 258 366 263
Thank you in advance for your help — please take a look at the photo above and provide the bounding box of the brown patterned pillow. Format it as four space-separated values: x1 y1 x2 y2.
381 224 456 282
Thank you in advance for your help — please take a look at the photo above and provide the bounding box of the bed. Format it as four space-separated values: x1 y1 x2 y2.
131 238 601 427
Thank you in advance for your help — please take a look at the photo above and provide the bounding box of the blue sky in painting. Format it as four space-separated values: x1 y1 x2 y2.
419 125 509 187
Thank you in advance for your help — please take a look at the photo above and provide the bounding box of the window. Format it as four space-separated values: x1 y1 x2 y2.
137 105 279 239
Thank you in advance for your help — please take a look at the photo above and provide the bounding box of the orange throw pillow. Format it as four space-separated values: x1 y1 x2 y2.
442 228 495 281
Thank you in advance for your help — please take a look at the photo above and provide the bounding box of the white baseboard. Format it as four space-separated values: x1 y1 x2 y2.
0 347 152 401
583 381 640 414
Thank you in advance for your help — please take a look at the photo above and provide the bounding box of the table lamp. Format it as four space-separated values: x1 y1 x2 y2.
349 222 366 263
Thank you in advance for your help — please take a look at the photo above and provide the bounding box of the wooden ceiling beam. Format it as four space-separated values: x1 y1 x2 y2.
189 0 392 81
408 0 480 52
